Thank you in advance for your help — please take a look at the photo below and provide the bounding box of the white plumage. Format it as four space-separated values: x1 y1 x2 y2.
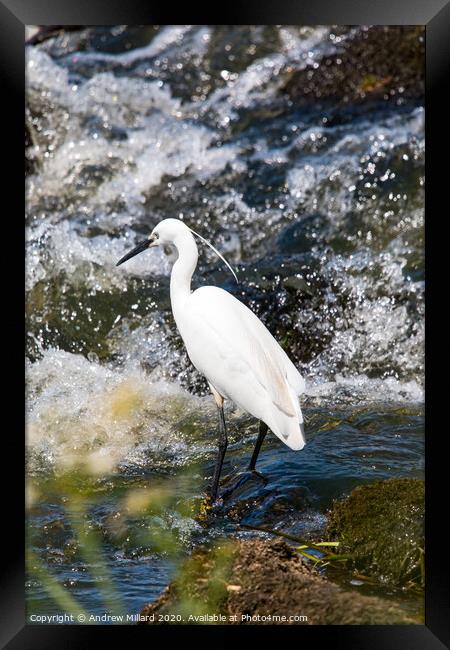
183 286 305 450
117 218 306 500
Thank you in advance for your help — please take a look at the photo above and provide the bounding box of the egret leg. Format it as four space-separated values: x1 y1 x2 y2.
248 421 268 472
209 405 228 501
220 421 268 499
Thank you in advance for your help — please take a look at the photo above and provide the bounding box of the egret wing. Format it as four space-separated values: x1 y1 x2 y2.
189 287 301 417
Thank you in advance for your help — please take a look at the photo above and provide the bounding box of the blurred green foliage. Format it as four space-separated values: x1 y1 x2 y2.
26 461 226 623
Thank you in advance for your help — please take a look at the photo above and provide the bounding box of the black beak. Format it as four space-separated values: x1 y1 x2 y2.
116 238 152 267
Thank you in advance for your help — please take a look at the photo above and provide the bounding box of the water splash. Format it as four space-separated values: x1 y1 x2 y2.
26 348 214 474
26 26 424 468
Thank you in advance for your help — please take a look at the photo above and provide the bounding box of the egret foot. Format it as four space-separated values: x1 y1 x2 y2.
249 468 269 484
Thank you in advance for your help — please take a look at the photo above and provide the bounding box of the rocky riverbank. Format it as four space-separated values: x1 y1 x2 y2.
139 478 424 625
139 538 418 625
326 477 424 588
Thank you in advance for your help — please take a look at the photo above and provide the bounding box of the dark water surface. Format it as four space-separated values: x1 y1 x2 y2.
26 26 424 621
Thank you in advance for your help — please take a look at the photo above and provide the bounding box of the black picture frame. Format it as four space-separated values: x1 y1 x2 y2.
3 1 449 647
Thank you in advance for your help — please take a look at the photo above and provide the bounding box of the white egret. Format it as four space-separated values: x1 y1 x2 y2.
116 219 305 501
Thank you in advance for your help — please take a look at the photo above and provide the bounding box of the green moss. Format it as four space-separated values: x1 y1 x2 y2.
326 478 424 588
141 539 419 625
140 541 236 623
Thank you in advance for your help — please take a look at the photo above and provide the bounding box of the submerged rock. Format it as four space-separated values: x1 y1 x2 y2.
139 539 418 625
326 478 424 588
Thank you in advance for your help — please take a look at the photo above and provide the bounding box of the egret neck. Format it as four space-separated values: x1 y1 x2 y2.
169 231 199 322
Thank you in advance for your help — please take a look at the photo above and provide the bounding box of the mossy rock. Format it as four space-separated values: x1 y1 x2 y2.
282 26 424 106
140 539 419 625
326 478 424 588
139 541 235 623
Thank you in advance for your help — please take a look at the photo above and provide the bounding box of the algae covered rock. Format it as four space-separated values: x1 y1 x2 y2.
326 478 424 588
139 541 235 624
140 539 418 625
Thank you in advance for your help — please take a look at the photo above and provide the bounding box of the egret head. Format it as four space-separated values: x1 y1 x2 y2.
116 218 238 282
149 218 192 247
115 219 190 267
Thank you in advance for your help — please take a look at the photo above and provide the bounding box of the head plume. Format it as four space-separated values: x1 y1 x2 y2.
189 227 238 283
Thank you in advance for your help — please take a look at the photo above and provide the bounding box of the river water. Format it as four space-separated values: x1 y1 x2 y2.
26 26 424 620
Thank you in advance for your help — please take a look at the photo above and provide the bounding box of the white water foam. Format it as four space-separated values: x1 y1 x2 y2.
190 27 332 127
26 348 213 474
305 374 423 404
26 347 423 478
26 219 171 291
59 26 212 71
26 48 241 289
26 27 424 432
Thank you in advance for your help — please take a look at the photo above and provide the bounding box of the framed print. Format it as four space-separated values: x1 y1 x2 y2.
1 0 448 647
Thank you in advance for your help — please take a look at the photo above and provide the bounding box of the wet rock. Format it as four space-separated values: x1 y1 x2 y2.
282 26 424 108
25 123 38 176
139 539 418 625
277 213 330 254
26 26 85 47
326 478 424 588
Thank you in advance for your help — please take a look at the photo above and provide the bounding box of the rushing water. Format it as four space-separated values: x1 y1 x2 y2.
26 26 424 620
